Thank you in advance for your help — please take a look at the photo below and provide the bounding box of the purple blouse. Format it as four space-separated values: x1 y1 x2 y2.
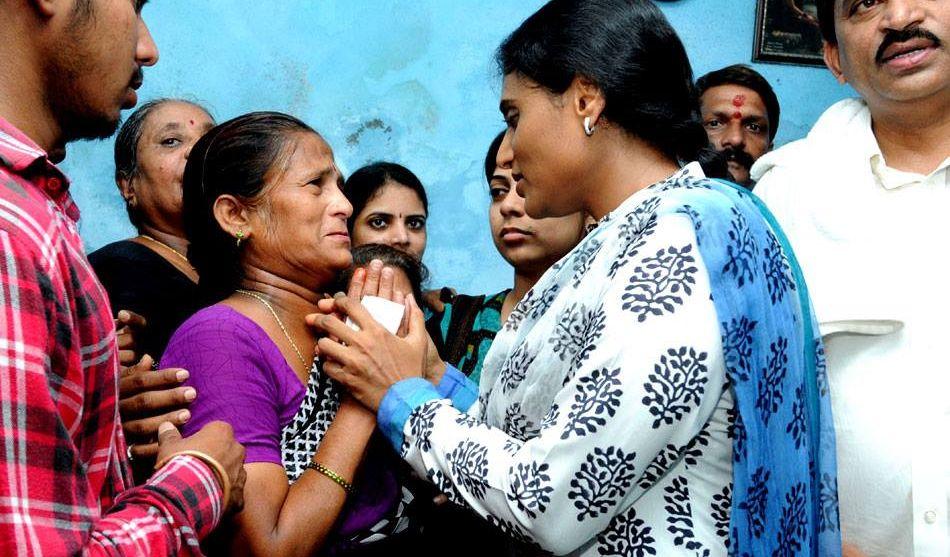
161 304 405 550
162 304 305 464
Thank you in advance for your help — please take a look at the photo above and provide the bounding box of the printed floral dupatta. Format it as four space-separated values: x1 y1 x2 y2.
705 177 841 556
478 165 841 555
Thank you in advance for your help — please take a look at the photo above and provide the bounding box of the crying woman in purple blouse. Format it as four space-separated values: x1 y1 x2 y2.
161 111 421 557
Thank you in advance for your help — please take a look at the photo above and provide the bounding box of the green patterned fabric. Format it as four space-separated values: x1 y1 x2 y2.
439 290 509 385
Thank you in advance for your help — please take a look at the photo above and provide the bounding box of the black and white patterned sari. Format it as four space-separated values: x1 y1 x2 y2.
280 362 415 552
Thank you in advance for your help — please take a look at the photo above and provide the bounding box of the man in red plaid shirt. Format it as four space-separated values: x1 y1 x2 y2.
0 1 247 555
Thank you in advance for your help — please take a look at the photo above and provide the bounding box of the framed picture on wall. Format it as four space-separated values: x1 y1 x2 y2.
753 0 825 66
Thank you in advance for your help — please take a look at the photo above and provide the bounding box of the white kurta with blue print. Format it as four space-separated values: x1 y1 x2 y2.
402 164 733 555
379 162 839 556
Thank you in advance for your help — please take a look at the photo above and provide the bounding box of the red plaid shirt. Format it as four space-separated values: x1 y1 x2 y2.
0 117 223 556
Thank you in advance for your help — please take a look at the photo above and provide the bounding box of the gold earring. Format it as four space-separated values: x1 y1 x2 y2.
235 231 245 247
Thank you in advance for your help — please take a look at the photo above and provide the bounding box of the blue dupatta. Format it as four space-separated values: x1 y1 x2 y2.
653 171 840 556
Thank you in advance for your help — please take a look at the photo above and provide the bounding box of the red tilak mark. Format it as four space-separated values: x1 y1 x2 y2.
732 111 743 120
189 119 195 125
732 94 746 108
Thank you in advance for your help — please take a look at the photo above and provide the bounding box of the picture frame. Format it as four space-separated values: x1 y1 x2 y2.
753 0 825 67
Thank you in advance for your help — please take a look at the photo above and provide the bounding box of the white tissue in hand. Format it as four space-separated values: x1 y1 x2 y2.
345 295 404 334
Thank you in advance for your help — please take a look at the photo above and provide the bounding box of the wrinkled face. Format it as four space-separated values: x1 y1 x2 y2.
499 73 587 219
351 183 428 259
244 133 353 288
130 102 214 232
488 157 586 276
700 84 772 186
826 0 949 106
48 0 159 141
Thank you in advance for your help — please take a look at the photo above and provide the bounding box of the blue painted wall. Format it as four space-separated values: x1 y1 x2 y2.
64 0 851 295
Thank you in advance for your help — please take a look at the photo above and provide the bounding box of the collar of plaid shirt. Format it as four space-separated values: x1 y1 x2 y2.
0 119 78 219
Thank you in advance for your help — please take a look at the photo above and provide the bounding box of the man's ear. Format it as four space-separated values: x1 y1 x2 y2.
213 194 253 240
570 75 606 127
823 41 847 84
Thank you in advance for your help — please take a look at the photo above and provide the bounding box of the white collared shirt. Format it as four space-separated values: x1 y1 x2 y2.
753 98 949 557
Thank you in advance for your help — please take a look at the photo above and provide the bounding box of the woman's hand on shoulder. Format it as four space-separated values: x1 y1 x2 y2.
421 286 456 313
120 355 196 461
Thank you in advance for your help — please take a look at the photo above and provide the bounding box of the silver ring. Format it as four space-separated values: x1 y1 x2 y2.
126 443 135 462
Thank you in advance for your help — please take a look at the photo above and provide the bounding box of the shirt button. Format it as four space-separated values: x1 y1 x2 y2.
923 510 937 524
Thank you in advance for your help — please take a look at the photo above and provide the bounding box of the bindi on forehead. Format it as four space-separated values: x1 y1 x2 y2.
732 111 743 120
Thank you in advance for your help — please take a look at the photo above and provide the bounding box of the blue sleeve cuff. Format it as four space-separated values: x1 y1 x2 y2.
378 377 442 451
435 364 478 413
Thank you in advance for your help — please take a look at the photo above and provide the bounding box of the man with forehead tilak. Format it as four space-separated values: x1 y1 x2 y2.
753 1 949 556
698 64 781 188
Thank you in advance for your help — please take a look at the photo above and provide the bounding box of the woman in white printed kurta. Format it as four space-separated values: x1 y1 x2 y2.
398 165 735 555
312 1 839 555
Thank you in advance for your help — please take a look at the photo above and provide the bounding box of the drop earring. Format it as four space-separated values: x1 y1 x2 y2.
235 231 245 247
583 116 596 136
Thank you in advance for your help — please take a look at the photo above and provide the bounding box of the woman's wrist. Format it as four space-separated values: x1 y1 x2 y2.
304 460 354 494
336 397 377 429
426 359 447 386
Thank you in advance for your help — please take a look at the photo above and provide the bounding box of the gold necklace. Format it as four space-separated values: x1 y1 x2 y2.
235 289 309 369
139 234 192 267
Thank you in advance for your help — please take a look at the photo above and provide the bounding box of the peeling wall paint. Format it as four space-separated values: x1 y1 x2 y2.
63 0 850 295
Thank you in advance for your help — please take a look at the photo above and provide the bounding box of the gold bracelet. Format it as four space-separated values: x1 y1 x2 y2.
155 450 231 508
305 461 354 494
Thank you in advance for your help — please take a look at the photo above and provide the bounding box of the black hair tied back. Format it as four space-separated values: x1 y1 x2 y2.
181 111 317 302
498 0 726 178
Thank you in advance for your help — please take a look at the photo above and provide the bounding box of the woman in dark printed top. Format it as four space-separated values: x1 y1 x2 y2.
90 98 215 361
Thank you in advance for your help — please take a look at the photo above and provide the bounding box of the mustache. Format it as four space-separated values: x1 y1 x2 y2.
876 26 942 64
721 147 755 170
130 67 144 89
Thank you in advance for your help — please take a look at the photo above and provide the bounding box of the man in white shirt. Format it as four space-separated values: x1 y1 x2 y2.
752 1 949 556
